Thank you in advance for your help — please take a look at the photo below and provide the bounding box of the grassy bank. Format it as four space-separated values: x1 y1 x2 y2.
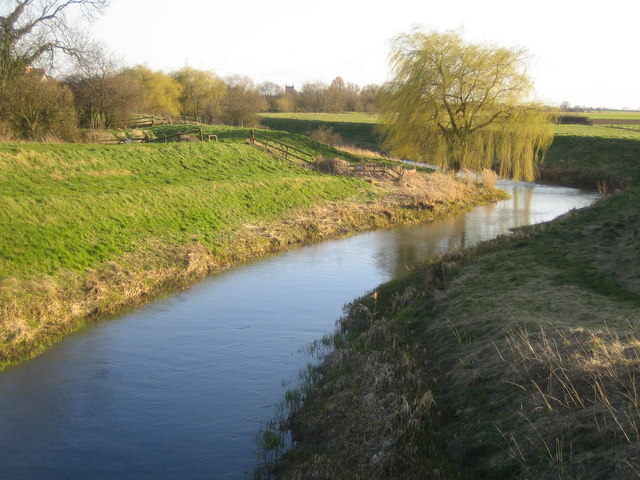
0 130 503 370
266 126 640 479
259 113 380 150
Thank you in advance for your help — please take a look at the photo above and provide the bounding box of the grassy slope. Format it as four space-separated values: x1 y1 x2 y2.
259 113 381 150
0 141 370 278
272 126 640 479
0 126 504 369
0 137 379 367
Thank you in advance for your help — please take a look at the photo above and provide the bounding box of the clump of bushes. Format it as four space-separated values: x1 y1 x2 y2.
308 125 343 146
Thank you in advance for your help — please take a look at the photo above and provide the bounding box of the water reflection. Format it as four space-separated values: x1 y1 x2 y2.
373 181 598 278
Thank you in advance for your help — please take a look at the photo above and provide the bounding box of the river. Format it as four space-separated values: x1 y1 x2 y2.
0 181 598 480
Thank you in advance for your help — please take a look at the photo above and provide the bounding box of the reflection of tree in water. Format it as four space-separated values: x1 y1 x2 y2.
373 183 538 278
511 186 535 228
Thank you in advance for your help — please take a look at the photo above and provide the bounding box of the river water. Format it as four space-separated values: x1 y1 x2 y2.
0 181 598 480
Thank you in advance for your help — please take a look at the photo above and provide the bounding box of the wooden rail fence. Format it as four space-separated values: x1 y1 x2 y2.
249 130 314 163
590 118 640 131
129 115 212 128
100 128 219 145
345 163 403 179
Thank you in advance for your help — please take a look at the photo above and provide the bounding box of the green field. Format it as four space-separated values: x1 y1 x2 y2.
259 113 381 149
260 113 640 153
270 123 640 478
260 112 379 124
579 111 640 120
0 141 370 278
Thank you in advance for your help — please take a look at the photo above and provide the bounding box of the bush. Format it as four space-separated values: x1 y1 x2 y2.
1 76 78 141
308 125 342 146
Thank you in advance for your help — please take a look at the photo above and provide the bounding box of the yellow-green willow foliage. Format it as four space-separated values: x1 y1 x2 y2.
378 30 556 181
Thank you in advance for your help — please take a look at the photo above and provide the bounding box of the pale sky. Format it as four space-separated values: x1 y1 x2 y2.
93 0 639 110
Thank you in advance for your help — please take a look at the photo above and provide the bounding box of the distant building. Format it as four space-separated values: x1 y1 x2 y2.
285 84 296 95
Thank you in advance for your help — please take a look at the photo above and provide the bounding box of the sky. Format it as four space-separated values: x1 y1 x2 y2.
92 0 639 110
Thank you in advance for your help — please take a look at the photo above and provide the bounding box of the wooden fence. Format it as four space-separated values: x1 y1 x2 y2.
129 115 211 128
248 130 314 163
100 129 219 145
345 163 403 179
590 118 640 131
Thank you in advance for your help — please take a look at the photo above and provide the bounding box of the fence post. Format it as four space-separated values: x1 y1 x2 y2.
200 128 204 142
250 129 255 144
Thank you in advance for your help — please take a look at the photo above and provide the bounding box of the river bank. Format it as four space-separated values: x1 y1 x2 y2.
267 126 640 479
0 139 505 370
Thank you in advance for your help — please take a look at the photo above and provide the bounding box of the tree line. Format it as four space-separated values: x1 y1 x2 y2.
1 60 382 141
0 1 380 141
0 1 554 180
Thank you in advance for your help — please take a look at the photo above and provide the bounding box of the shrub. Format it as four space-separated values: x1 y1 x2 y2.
308 125 342 146
1 76 78 141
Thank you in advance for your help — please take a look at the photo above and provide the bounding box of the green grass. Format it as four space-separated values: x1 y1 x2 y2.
0 141 373 279
260 112 379 124
1 124 506 368
570 111 640 121
142 123 370 162
258 112 381 149
547 125 640 185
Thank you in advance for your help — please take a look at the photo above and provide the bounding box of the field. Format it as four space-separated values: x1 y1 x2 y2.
580 111 640 121
560 112 640 130
260 112 640 152
267 124 640 478
260 112 379 124
259 113 381 149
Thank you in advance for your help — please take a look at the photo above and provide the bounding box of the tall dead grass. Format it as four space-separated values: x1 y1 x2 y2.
496 322 640 479
335 144 391 159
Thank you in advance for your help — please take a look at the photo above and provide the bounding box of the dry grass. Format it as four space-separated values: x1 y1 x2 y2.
0 242 221 365
335 144 392 160
495 322 640 479
274 312 441 480
313 158 502 210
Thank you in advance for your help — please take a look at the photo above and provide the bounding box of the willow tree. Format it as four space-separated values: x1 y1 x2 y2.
378 30 555 181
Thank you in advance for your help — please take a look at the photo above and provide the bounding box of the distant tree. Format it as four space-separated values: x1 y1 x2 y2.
257 81 283 111
359 84 380 113
128 65 182 116
3 74 77 139
326 76 347 112
378 30 555 180
220 75 266 126
65 46 142 128
275 90 296 112
343 82 361 111
171 66 226 122
298 81 329 112
0 0 110 91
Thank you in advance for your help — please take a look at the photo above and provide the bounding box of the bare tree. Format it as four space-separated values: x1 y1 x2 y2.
0 0 110 90
257 80 283 112
220 75 266 126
